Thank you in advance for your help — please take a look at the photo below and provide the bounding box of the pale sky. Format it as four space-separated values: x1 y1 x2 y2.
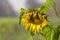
8 0 26 12
8 0 46 12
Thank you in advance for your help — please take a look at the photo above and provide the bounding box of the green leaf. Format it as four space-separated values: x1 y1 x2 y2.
40 3 48 15
19 8 26 25
42 25 51 34
42 25 54 40
42 25 60 40
46 0 58 16
52 25 60 40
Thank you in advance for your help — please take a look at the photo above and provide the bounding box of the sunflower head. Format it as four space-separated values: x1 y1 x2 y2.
21 9 49 35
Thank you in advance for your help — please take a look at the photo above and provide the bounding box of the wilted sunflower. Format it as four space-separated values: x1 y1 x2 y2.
21 10 49 34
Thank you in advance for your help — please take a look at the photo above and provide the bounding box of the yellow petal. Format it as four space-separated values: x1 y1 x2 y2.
42 20 48 28
30 23 34 31
32 25 36 32
36 25 42 33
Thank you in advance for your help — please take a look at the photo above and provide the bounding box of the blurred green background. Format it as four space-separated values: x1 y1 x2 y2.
0 17 60 40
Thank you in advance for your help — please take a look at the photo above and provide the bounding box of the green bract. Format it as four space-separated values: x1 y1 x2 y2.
19 8 27 25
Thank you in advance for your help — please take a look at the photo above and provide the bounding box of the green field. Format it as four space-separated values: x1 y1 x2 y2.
0 17 60 40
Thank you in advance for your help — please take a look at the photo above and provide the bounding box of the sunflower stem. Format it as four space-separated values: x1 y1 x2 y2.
29 34 33 40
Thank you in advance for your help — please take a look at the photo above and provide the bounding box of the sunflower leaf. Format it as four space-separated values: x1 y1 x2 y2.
52 25 60 40
42 25 54 40
19 8 26 25
40 3 48 15
42 25 60 40
46 0 58 16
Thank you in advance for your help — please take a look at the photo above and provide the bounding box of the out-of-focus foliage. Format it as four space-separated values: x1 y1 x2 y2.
0 18 19 40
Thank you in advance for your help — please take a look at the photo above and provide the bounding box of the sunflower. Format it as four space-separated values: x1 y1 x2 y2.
21 11 49 34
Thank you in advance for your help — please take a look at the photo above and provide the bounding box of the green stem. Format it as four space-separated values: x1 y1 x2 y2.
29 34 33 40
